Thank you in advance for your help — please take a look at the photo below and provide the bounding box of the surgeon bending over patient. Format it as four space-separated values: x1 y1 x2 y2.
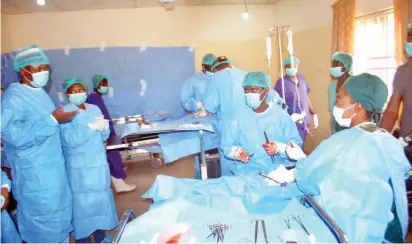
271 73 410 243
61 77 118 243
221 71 302 176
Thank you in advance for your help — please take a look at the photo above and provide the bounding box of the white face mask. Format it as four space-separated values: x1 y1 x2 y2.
333 104 356 127
24 69 50 88
245 90 265 109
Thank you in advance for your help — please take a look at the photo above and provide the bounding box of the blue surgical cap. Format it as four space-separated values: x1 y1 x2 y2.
13 45 50 71
243 71 271 88
92 74 108 89
211 56 232 71
284 56 300 66
408 23 412 30
63 76 87 92
332 52 353 72
202 54 217 66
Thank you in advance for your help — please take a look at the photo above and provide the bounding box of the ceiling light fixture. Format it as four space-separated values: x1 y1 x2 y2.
37 0 46 6
242 0 249 20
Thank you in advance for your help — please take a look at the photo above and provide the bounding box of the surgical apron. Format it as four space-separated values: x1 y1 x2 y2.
203 68 247 175
1 83 72 243
221 104 303 176
1 170 21 243
61 103 118 240
274 74 312 142
86 92 126 179
181 72 211 112
294 127 411 243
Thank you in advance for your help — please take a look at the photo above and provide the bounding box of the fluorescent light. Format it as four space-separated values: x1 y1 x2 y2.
242 11 249 20
37 0 46 6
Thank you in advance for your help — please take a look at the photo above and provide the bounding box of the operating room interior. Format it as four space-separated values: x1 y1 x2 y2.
1 0 412 243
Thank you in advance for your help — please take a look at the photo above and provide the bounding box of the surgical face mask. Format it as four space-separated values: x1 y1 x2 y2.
333 104 356 127
98 86 108 94
330 67 345 78
69 92 87 106
205 71 213 78
245 90 265 109
24 70 50 88
285 68 297 77
405 43 412 57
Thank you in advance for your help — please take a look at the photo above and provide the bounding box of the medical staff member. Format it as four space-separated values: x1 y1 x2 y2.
203 56 248 175
61 77 118 243
328 52 353 134
181 53 216 113
271 73 410 243
86 75 136 193
221 72 302 176
381 23 412 164
1 45 74 242
274 57 318 143
1 170 21 243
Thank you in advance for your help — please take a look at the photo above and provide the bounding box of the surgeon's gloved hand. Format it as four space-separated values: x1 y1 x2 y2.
88 118 109 131
313 114 319 129
52 106 78 123
286 143 306 161
1 187 9 211
232 147 250 163
262 142 278 156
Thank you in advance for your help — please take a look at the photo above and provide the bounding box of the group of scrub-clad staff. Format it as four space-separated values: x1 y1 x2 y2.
0 23 411 244
1 46 123 243
179 23 412 243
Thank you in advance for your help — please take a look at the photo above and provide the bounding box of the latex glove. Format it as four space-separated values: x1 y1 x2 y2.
286 143 306 161
88 118 109 131
196 101 205 111
290 113 301 122
232 147 250 163
399 137 409 147
194 110 208 117
262 142 277 156
313 114 319 129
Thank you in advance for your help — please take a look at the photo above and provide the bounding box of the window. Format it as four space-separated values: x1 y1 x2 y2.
353 9 396 96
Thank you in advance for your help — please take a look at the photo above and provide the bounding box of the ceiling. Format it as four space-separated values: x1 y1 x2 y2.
1 0 281 14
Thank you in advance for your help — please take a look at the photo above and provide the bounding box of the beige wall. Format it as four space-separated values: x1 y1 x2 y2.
1 13 12 53
1 0 392 150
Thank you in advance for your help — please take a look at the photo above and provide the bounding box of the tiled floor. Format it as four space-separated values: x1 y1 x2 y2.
114 156 412 242
114 156 194 218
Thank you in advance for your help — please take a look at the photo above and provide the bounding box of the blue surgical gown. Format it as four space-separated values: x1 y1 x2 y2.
1 83 73 243
203 68 248 122
61 103 119 240
181 72 211 112
1 170 21 243
203 68 248 175
294 127 411 243
221 104 303 176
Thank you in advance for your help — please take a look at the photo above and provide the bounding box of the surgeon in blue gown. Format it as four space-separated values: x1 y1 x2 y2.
221 71 302 176
181 53 216 113
1 45 74 242
60 77 119 242
203 56 249 176
273 73 411 243
1 170 21 243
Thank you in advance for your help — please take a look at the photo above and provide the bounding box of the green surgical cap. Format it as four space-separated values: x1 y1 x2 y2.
332 52 353 71
243 71 271 89
284 56 300 66
408 23 412 30
343 73 388 122
202 54 217 66
14 45 50 71
63 76 86 92
92 74 108 89
211 56 232 71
